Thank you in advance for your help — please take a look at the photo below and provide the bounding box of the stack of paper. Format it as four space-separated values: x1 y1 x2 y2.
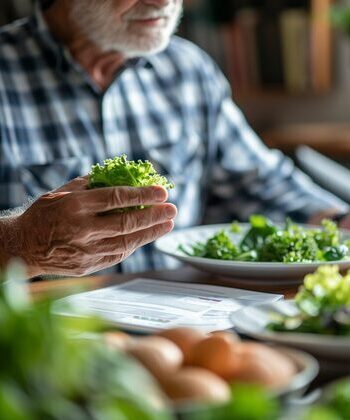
57 279 283 333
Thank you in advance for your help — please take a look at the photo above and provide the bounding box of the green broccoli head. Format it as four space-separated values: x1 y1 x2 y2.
259 230 319 263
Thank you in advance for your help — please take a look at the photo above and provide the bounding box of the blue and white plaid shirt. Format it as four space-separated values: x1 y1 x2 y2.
0 5 348 273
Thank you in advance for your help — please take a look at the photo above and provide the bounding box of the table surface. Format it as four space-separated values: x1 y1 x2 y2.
29 265 298 299
30 265 346 387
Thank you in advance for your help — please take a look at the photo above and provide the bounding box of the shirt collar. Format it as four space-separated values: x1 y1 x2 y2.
29 1 156 75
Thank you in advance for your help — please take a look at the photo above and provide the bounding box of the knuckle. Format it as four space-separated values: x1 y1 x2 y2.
108 188 124 209
109 187 138 208
118 212 139 234
119 234 132 253
147 207 168 226
66 194 84 213
139 187 155 204
156 220 174 237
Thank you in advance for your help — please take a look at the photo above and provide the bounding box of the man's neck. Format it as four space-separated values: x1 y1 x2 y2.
44 1 126 90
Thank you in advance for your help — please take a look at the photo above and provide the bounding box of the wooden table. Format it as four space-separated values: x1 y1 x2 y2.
29 265 298 299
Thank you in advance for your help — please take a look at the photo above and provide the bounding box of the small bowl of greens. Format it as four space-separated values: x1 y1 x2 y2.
155 215 350 282
232 265 350 362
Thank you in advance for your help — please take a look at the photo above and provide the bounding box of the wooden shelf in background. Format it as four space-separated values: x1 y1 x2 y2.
261 123 350 158
233 87 330 102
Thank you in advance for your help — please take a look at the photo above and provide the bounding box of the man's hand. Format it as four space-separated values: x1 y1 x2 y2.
4 177 177 277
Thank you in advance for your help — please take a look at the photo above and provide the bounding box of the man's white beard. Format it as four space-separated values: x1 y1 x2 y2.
70 0 183 57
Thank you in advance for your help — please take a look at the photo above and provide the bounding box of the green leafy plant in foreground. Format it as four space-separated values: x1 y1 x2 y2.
0 268 171 420
180 215 350 263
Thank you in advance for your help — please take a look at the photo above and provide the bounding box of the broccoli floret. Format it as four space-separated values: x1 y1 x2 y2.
259 230 319 263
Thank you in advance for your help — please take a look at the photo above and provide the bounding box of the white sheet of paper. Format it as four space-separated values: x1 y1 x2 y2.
57 278 283 333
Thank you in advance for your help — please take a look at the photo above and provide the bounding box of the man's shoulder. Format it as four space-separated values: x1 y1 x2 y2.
153 36 215 72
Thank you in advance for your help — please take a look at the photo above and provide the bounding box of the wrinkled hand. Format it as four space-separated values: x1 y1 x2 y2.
15 177 177 277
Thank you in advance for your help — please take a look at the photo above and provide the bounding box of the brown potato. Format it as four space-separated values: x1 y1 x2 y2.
189 335 242 380
162 367 231 404
157 327 207 364
210 330 241 343
228 343 296 389
126 336 183 381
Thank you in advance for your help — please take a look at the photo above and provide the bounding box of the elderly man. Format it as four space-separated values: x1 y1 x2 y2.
0 0 349 277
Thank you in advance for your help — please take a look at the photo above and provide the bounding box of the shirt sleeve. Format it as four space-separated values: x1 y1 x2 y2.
202 60 349 223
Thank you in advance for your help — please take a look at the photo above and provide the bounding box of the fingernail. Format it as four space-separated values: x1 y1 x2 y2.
166 205 177 219
155 188 166 202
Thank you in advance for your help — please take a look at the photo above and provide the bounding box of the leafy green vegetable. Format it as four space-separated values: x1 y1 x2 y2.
268 266 350 335
89 154 174 189
259 230 319 263
180 231 239 260
240 215 277 255
88 155 174 212
180 215 350 264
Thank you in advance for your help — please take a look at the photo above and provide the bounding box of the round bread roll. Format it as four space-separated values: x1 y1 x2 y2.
189 335 242 380
157 327 207 364
229 343 296 389
126 336 183 381
162 367 230 404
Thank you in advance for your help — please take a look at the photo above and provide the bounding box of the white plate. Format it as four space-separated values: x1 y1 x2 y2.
155 223 350 281
232 301 350 361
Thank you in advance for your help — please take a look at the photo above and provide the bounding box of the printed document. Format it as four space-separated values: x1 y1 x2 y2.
57 278 283 333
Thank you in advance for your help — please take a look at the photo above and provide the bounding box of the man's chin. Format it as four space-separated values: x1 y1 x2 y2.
122 38 172 58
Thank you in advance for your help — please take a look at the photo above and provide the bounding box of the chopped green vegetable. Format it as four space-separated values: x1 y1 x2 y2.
180 215 350 264
268 265 350 335
182 230 239 260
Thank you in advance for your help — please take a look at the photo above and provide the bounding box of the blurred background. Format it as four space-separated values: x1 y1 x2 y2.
2 0 350 199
